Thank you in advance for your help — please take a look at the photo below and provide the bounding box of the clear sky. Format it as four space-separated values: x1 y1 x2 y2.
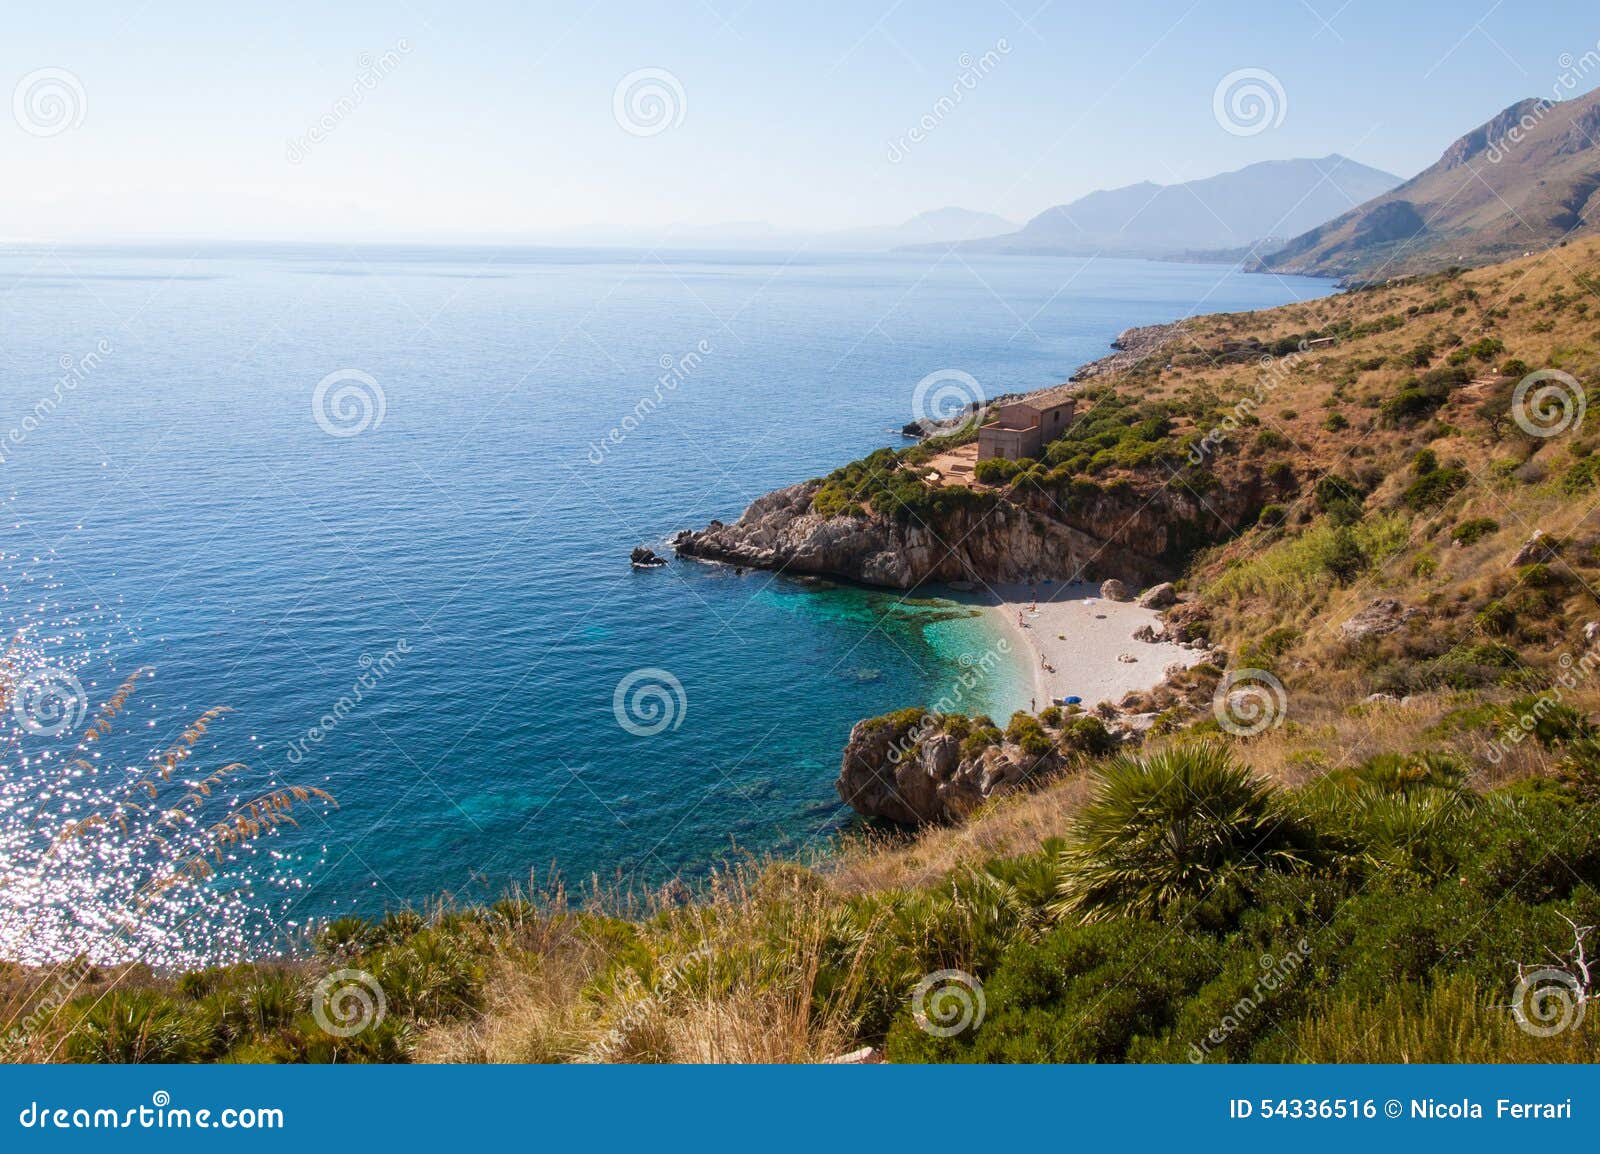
4 0 1598 241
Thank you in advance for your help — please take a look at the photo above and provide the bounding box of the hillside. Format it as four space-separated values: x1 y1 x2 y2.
10 239 1600 1065
958 156 1400 259
1262 88 1600 279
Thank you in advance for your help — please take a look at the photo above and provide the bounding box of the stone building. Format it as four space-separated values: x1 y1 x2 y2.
976 384 1078 461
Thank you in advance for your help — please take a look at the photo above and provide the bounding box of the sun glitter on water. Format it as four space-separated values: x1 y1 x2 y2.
0 550 337 970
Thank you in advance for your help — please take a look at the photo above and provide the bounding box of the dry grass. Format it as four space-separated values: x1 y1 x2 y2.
823 771 1096 895
415 867 870 1064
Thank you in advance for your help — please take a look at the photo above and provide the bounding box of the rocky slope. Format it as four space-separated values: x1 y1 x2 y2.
1260 87 1600 278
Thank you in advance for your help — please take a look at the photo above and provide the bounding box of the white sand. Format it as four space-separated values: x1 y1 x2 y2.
982 581 1205 712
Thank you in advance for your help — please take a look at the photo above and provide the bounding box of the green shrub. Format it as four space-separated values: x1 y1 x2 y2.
974 457 1022 484
1403 466 1467 510
1058 715 1117 757
1450 517 1499 545
65 992 220 1063
885 919 1222 1063
1052 746 1318 922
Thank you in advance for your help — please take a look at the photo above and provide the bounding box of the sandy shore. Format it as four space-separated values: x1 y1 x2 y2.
982 581 1204 711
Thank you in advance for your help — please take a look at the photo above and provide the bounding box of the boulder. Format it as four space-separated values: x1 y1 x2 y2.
1100 578 1131 602
630 545 667 568
1511 529 1559 566
826 1046 884 1065
1363 692 1401 705
1339 598 1424 642
1137 581 1177 608
1132 623 1165 643
1584 621 1600 646
835 715 1059 825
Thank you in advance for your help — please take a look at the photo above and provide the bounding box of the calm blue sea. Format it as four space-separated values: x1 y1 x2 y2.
0 243 1329 964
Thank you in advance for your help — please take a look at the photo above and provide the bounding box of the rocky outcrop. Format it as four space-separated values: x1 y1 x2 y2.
836 716 1058 825
1100 579 1131 601
1070 323 1182 381
674 476 1250 590
1163 599 1213 644
1339 598 1424 641
1511 529 1559 566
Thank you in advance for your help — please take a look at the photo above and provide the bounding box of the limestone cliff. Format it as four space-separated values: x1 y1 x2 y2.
674 475 1263 591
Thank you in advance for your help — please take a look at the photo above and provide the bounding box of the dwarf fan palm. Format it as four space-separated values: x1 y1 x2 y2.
1052 745 1314 922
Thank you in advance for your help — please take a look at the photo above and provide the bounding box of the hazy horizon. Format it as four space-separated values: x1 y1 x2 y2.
5 1 1599 244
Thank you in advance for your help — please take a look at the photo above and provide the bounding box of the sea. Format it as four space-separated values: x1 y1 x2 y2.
0 243 1331 966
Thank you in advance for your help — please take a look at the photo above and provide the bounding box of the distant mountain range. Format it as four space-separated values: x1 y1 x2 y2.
934 156 1402 260
1260 87 1600 279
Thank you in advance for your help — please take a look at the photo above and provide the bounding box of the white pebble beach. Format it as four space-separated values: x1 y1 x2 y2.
982 581 1206 712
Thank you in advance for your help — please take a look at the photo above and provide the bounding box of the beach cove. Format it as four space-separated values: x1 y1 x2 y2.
982 581 1204 711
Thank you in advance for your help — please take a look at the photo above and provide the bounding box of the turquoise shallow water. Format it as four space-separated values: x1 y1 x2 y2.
0 243 1330 964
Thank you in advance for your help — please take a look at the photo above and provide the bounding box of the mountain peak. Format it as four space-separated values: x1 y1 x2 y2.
1263 85 1600 278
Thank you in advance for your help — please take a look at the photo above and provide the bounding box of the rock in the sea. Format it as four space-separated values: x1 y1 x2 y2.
1339 598 1424 641
835 715 1058 825
1100 578 1131 601
1136 581 1177 608
630 545 668 568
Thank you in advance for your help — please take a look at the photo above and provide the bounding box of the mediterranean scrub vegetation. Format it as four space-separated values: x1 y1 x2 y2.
16 741 1597 1063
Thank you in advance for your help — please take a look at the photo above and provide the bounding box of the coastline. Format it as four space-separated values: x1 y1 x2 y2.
979 580 1203 711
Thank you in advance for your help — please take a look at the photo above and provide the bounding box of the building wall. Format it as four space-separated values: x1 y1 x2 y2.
976 397 1076 463
977 424 1042 461
1037 399 1075 438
